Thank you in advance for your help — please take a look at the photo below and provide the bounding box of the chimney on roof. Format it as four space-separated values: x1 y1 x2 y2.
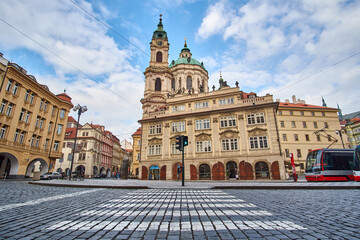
285 99 290 103
276 99 280 102
292 95 297 104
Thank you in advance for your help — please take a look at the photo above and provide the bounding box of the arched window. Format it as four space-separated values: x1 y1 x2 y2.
199 164 211 179
186 76 192 90
155 78 161 91
156 52 162 62
255 161 270 179
171 79 175 91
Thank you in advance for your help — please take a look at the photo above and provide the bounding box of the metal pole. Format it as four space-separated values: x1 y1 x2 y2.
181 147 185 186
339 131 345 149
69 108 81 180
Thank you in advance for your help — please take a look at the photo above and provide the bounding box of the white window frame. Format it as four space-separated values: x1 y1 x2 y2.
148 144 161 155
219 98 234 105
195 119 210 130
221 138 238 151
171 143 182 154
6 103 13 116
220 116 236 128
172 105 185 112
247 113 265 125
25 90 30 101
172 122 185 132
149 124 162 135
195 101 209 109
0 100 7 114
57 124 63 134
249 136 268 149
196 140 212 152
19 132 25 144
30 94 35 104
14 129 20 142
12 83 19 95
59 109 66 119
5 80 12 92
0 125 7 139
53 141 59 151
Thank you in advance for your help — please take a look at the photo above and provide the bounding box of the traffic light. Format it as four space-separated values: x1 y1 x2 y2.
175 136 183 151
183 136 188 146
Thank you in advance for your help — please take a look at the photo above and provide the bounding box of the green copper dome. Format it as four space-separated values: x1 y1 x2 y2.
169 57 207 70
153 15 167 40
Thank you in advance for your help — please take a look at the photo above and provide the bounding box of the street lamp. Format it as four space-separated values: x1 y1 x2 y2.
69 104 87 180
335 130 345 149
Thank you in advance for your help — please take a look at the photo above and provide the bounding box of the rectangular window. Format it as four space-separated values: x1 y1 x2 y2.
324 122 329 128
249 136 268 149
195 101 209 109
35 116 40 128
280 121 285 127
19 131 26 144
172 105 185 112
297 149 302 158
196 141 212 152
44 139 49 150
39 119 44 129
30 94 35 104
57 124 63 134
52 106 56 116
44 102 48 111
25 90 30 102
305 134 310 141
19 109 25 121
14 129 20 142
171 143 181 154
311 112 315 116
316 134 321 141
0 125 7 139
219 98 234 105
291 121 296 128
172 122 185 132
12 83 19 95
282 134 287 141
220 116 236 128
322 112 325 117
59 109 66 119
148 145 161 155
48 122 53 132
6 103 13 117
149 124 162 135
35 136 41 148
247 113 265 125
39 99 44 110
30 135 35 146
303 121 307 128
278 110 282 115
290 111 293 115
137 153 140 160
285 149 290 158
53 141 60 151
5 80 12 92
138 140 141 146
294 134 299 141
195 119 210 130
221 138 238 151
0 100 7 114
314 122 318 128
301 111 304 116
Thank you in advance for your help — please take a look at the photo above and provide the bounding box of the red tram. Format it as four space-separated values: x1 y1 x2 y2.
305 148 355 182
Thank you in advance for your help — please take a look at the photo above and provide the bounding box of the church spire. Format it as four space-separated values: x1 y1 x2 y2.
153 14 167 40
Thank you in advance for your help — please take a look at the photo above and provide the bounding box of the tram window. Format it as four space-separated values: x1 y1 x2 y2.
305 150 322 172
323 152 353 170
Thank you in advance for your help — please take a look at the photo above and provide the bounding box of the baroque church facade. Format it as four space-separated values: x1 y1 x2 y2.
138 17 285 180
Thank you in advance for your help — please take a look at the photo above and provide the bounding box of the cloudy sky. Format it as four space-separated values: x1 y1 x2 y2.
1 0 359 141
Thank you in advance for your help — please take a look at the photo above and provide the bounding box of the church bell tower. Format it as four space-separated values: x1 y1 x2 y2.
142 15 172 113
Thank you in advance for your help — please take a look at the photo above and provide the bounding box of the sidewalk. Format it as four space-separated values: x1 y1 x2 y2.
28 177 360 190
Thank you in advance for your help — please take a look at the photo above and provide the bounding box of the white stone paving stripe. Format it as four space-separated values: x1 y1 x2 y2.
0 189 101 212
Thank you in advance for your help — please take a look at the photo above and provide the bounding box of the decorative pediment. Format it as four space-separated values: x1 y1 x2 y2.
247 127 267 136
148 137 162 144
219 130 239 139
187 120 193 126
195 133 212 141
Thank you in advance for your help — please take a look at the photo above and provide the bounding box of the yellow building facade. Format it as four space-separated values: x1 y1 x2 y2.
0 54 73 178
138 17 285 180
131 127 141 177
277 97 346 175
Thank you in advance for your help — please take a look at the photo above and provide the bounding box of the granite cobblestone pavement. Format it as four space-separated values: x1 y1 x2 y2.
0 181 359 239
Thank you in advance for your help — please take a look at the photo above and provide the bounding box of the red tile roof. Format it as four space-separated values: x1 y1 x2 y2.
65 128 77 139
132 127 141 136
68 116 77 122
279 102 337 110
57 93 72 103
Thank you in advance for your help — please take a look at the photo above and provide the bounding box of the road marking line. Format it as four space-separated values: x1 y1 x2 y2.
0 189 100 212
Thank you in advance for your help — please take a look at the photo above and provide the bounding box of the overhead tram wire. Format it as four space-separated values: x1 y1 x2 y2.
68 0 150 58
274 51 360 94
0 17 139 109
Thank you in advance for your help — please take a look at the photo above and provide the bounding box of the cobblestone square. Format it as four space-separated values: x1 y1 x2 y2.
0 182 359 239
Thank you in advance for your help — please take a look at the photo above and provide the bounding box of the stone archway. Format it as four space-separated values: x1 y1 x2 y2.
75 165 85 178
149 165 159 180
0 153 20 179
25 158 49 178
199 163 211 180
160 165 166 180
212 162 225 180
142 166 148 180
190 164 197 180
106 168 111 178
226 161 237 178
93 166 98 177
271 161 281 180
172 162 182 180
255 161 270 179
239 161 254 180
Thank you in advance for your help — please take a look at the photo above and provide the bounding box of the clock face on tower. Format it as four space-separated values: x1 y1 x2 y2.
157 41 163 46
